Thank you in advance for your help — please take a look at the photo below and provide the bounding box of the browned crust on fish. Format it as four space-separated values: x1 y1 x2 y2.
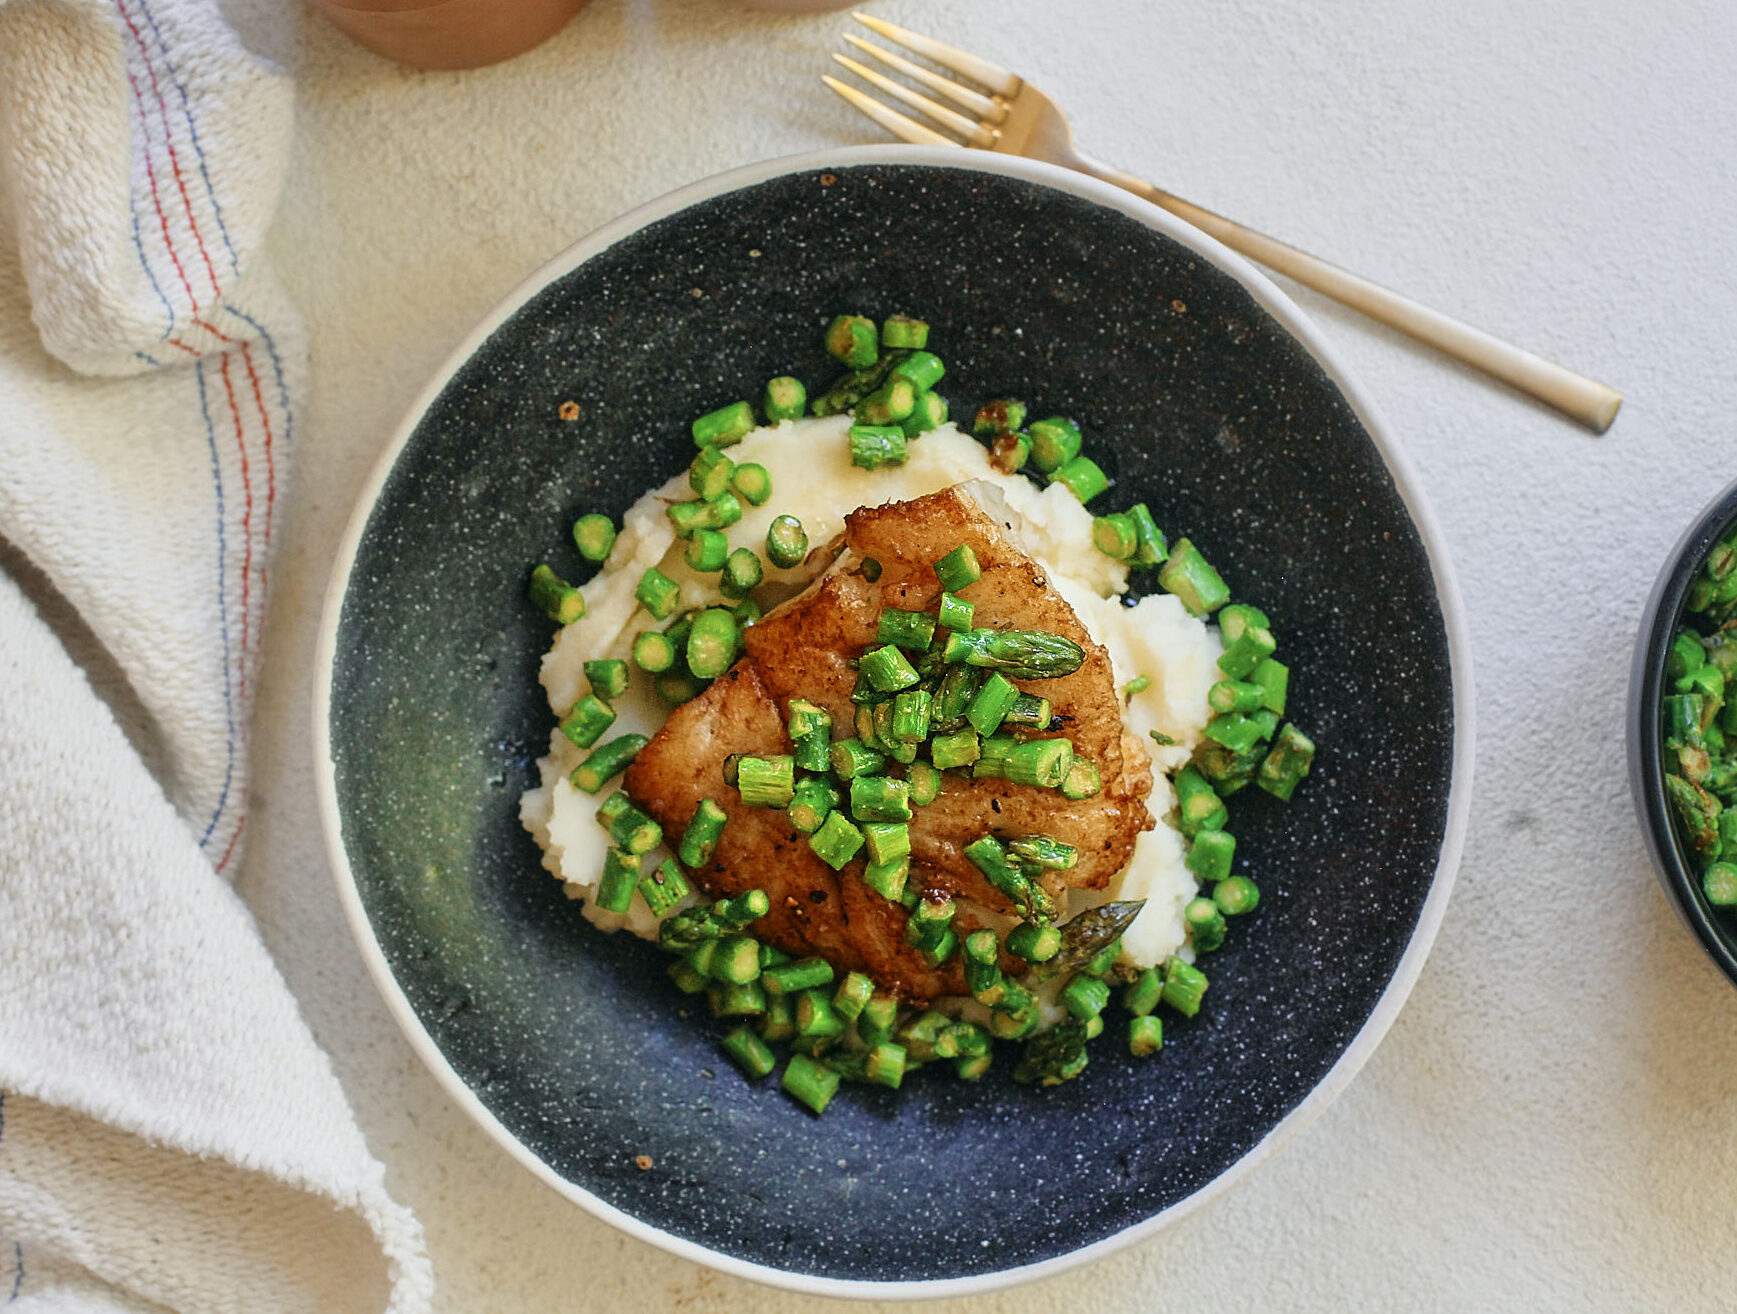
625 484 1152 1000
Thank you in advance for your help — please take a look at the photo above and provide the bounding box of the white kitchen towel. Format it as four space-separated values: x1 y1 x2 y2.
0 1 432 1310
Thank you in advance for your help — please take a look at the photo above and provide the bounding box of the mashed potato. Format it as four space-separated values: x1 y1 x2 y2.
519 416 1221 966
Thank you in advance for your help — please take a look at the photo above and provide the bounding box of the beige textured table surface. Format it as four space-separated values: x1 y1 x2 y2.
240 0 1737 1308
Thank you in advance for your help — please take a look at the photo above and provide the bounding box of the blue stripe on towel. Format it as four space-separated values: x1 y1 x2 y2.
222 305 295 456
130 0 240 275
128 189 177 340
195 361 238 848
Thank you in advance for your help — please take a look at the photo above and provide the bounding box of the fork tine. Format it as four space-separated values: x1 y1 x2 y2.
850 11 1021 98
843 35 1005 123
822 75 962 148
831 54 996 147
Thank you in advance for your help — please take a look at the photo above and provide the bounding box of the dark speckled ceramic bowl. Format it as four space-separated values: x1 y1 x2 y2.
314 147 1474 1297
1629 478 1737 987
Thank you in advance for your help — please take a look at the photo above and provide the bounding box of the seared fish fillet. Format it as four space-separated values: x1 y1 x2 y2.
625 483 1153 1000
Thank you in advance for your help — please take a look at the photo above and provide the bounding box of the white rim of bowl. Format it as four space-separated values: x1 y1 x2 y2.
313 143 1476 1302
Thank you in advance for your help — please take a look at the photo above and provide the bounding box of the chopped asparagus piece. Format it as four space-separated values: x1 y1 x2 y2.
889 689 932 743
860 644 920 693
906 760 941 805
1158 538 1230 615
1186 896 1227 952
862 855 910 901
569 734 648 794
1006 921 1062 962
1093 513 1137 560
634 567 680 620
692 400 756 448
689 446 736 500
1209 679 1265 715
1706 863 1737 906
1060 759 1102 799
711 934 763 985
719 548 763 601
638 858 689 916
683 528 729 573
667 491 743 537
686 607 740 679
1251 658 1289 714
832 971 876 1022
830 737 887 779
721 1024 775 1078
861 821 911 867
808 810 865 870
810 350 907 417
850 774 912 823
1186 829 1235 884
857 996 899 1046
529 565 585 624
1060 973 1112 1020
934 544 981 592
1129 1015 1164 1056
864 1042 908 1088
583 659 629 701
667 958 709 995
1258 724 1316 800
1213 875 1261 916
1204 712 1269 753
632 629 676 674
1162 959 1208 1017
1007 834 1078 870
763 375 807 423
826 314 879 368
880 315 929 350
595 847 640 914
889 349 944 391
877 607 937 651
731 462 772 507
1123 966 1163 1016
849 424 907 470
766 514 808 569
856 376 917 426
1218 627 1278 680
972 399 1026 435
989 432 1031 473
782 1053 841 1114
763 957 835 997
1012 1017 1089 1086
1127 503 1168 565
966 671 1019 736
1174 765 1228 837
655 668 707 704
736 755 795 807
1028 416 1083 473
559 694 616 749
1217 603 1270 643
788 776 841 834
901 389 948 437
1048 454 1108 503
571 514 616 562
598 792 661 854
1002 738 1075 788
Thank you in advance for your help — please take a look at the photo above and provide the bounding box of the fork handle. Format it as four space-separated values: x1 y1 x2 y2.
1087 164 1622 432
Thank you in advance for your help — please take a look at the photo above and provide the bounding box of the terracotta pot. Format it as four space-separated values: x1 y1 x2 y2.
310 0 595 71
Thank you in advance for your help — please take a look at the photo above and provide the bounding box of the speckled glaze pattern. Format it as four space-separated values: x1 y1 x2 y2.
328 163 1455 1283
1629 477 1737 987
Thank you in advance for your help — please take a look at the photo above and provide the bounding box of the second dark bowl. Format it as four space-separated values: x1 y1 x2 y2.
1629 476 1737 986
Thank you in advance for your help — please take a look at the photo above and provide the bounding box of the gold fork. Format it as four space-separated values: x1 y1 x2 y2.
825 12 1622 433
